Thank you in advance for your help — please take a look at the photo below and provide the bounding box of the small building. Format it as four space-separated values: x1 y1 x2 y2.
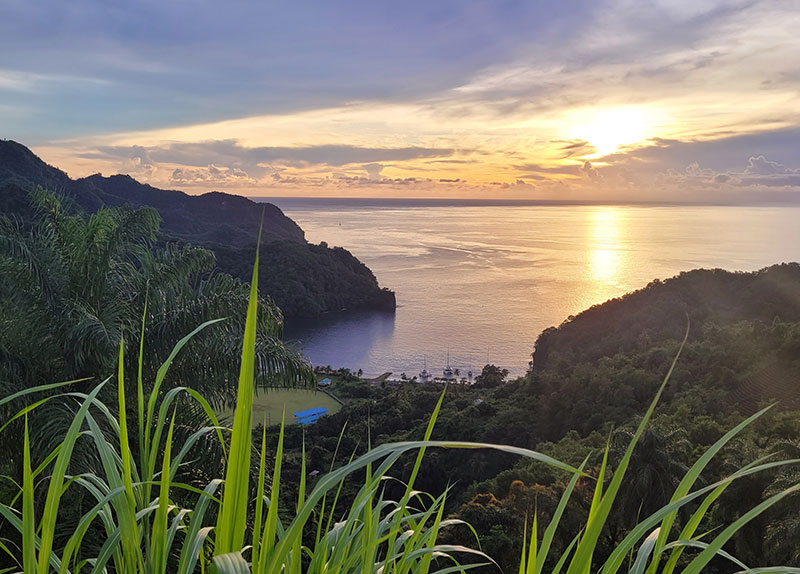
293 407 329 425
319 377 332 387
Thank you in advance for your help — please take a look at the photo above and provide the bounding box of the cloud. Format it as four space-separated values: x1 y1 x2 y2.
612 152 800 197
87 140 457 173
739 173 800 187
170 165 256 186
515 163 584 176
600 128 800 173
362 163 385 179
517 174 550 181
0 0 594 139
557 140 596 159
582 160 600 180
744 155 797 176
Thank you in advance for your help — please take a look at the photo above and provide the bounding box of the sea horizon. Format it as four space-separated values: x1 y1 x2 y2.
255 195 800 209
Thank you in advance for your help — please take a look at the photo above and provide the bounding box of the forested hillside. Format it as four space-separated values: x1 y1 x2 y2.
0 139 395 317
279 264 800 571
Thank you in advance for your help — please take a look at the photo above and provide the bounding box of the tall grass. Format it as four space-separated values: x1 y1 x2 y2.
1 244 799 574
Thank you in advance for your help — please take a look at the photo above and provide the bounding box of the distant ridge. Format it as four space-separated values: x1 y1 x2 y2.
0 139 396 318
0 139 304 246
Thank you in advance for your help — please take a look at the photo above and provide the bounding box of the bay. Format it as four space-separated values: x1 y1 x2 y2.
260 199 800 379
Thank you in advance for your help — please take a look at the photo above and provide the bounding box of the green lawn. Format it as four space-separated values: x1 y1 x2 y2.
219 388 341 427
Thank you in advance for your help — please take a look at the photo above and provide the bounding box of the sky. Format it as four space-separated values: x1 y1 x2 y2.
2 0 800 201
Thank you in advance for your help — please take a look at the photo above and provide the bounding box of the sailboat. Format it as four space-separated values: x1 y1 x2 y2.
442 351 455 381
467 363 474 383
418 357 431 383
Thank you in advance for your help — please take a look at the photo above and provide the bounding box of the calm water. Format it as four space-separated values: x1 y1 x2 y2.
261 199 800 378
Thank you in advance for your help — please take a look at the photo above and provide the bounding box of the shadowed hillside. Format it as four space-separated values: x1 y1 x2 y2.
0 140 304 245
0 140 395 317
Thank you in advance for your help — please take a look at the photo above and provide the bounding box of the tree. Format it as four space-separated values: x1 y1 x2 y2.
474 364 509 388
608 421 690 532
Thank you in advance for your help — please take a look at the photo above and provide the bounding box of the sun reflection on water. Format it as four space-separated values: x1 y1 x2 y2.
588 207 626 285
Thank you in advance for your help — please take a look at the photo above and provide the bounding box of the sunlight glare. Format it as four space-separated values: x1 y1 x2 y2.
569 107 652 157
588 207 625 285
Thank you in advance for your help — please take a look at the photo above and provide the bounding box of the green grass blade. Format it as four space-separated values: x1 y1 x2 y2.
0 506 63 573
257 411 286 573
117 340 141 574
183 387 228 456
0 378 89 408
290 434 306 574
602 458 797 574
520 516 529 574
82 409 140 574
176 479 223 574
216 222 262 557
662 540 748 570
661 473 741 574
0 539 21 572
646 404 774 574
138 297 148 478
22 415 35 574
36 381 107 574
526 508 538 574
212 551 250 574
253 421 268 567
384 387 447 573
58 484 128 574
732 569 800 574
629 528 660 574
152 409 176 574
554 534 581 574
680 483 800 574
143 318 226 468
0 396 58 436
535 456 588 574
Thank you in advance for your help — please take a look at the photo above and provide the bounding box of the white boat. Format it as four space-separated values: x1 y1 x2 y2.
418 357 432 383
442 351 455 381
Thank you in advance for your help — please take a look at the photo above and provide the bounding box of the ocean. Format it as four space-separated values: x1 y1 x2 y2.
259 198 800 379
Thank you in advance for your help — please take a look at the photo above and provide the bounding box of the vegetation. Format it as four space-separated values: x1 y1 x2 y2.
0 188 316 556
0 140 396 318
275 265 800 571
213 241 395 318
1 151 799 571
0 252 800 574
0 188 311 393
1 245 800 573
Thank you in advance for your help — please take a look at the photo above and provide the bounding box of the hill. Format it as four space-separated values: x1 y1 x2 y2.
0 139 302 245
277 264 800 570
532 264 800 369
0 139 395 317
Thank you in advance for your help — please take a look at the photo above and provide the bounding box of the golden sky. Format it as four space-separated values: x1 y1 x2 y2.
4 0 800 201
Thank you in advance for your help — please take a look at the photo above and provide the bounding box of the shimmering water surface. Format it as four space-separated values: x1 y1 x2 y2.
262 199 800 378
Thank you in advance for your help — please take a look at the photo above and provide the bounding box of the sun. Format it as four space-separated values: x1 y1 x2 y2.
568 107 652 157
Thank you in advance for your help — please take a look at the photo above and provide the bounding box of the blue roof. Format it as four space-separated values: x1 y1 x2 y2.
295 413 326 425
293 407 328 419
